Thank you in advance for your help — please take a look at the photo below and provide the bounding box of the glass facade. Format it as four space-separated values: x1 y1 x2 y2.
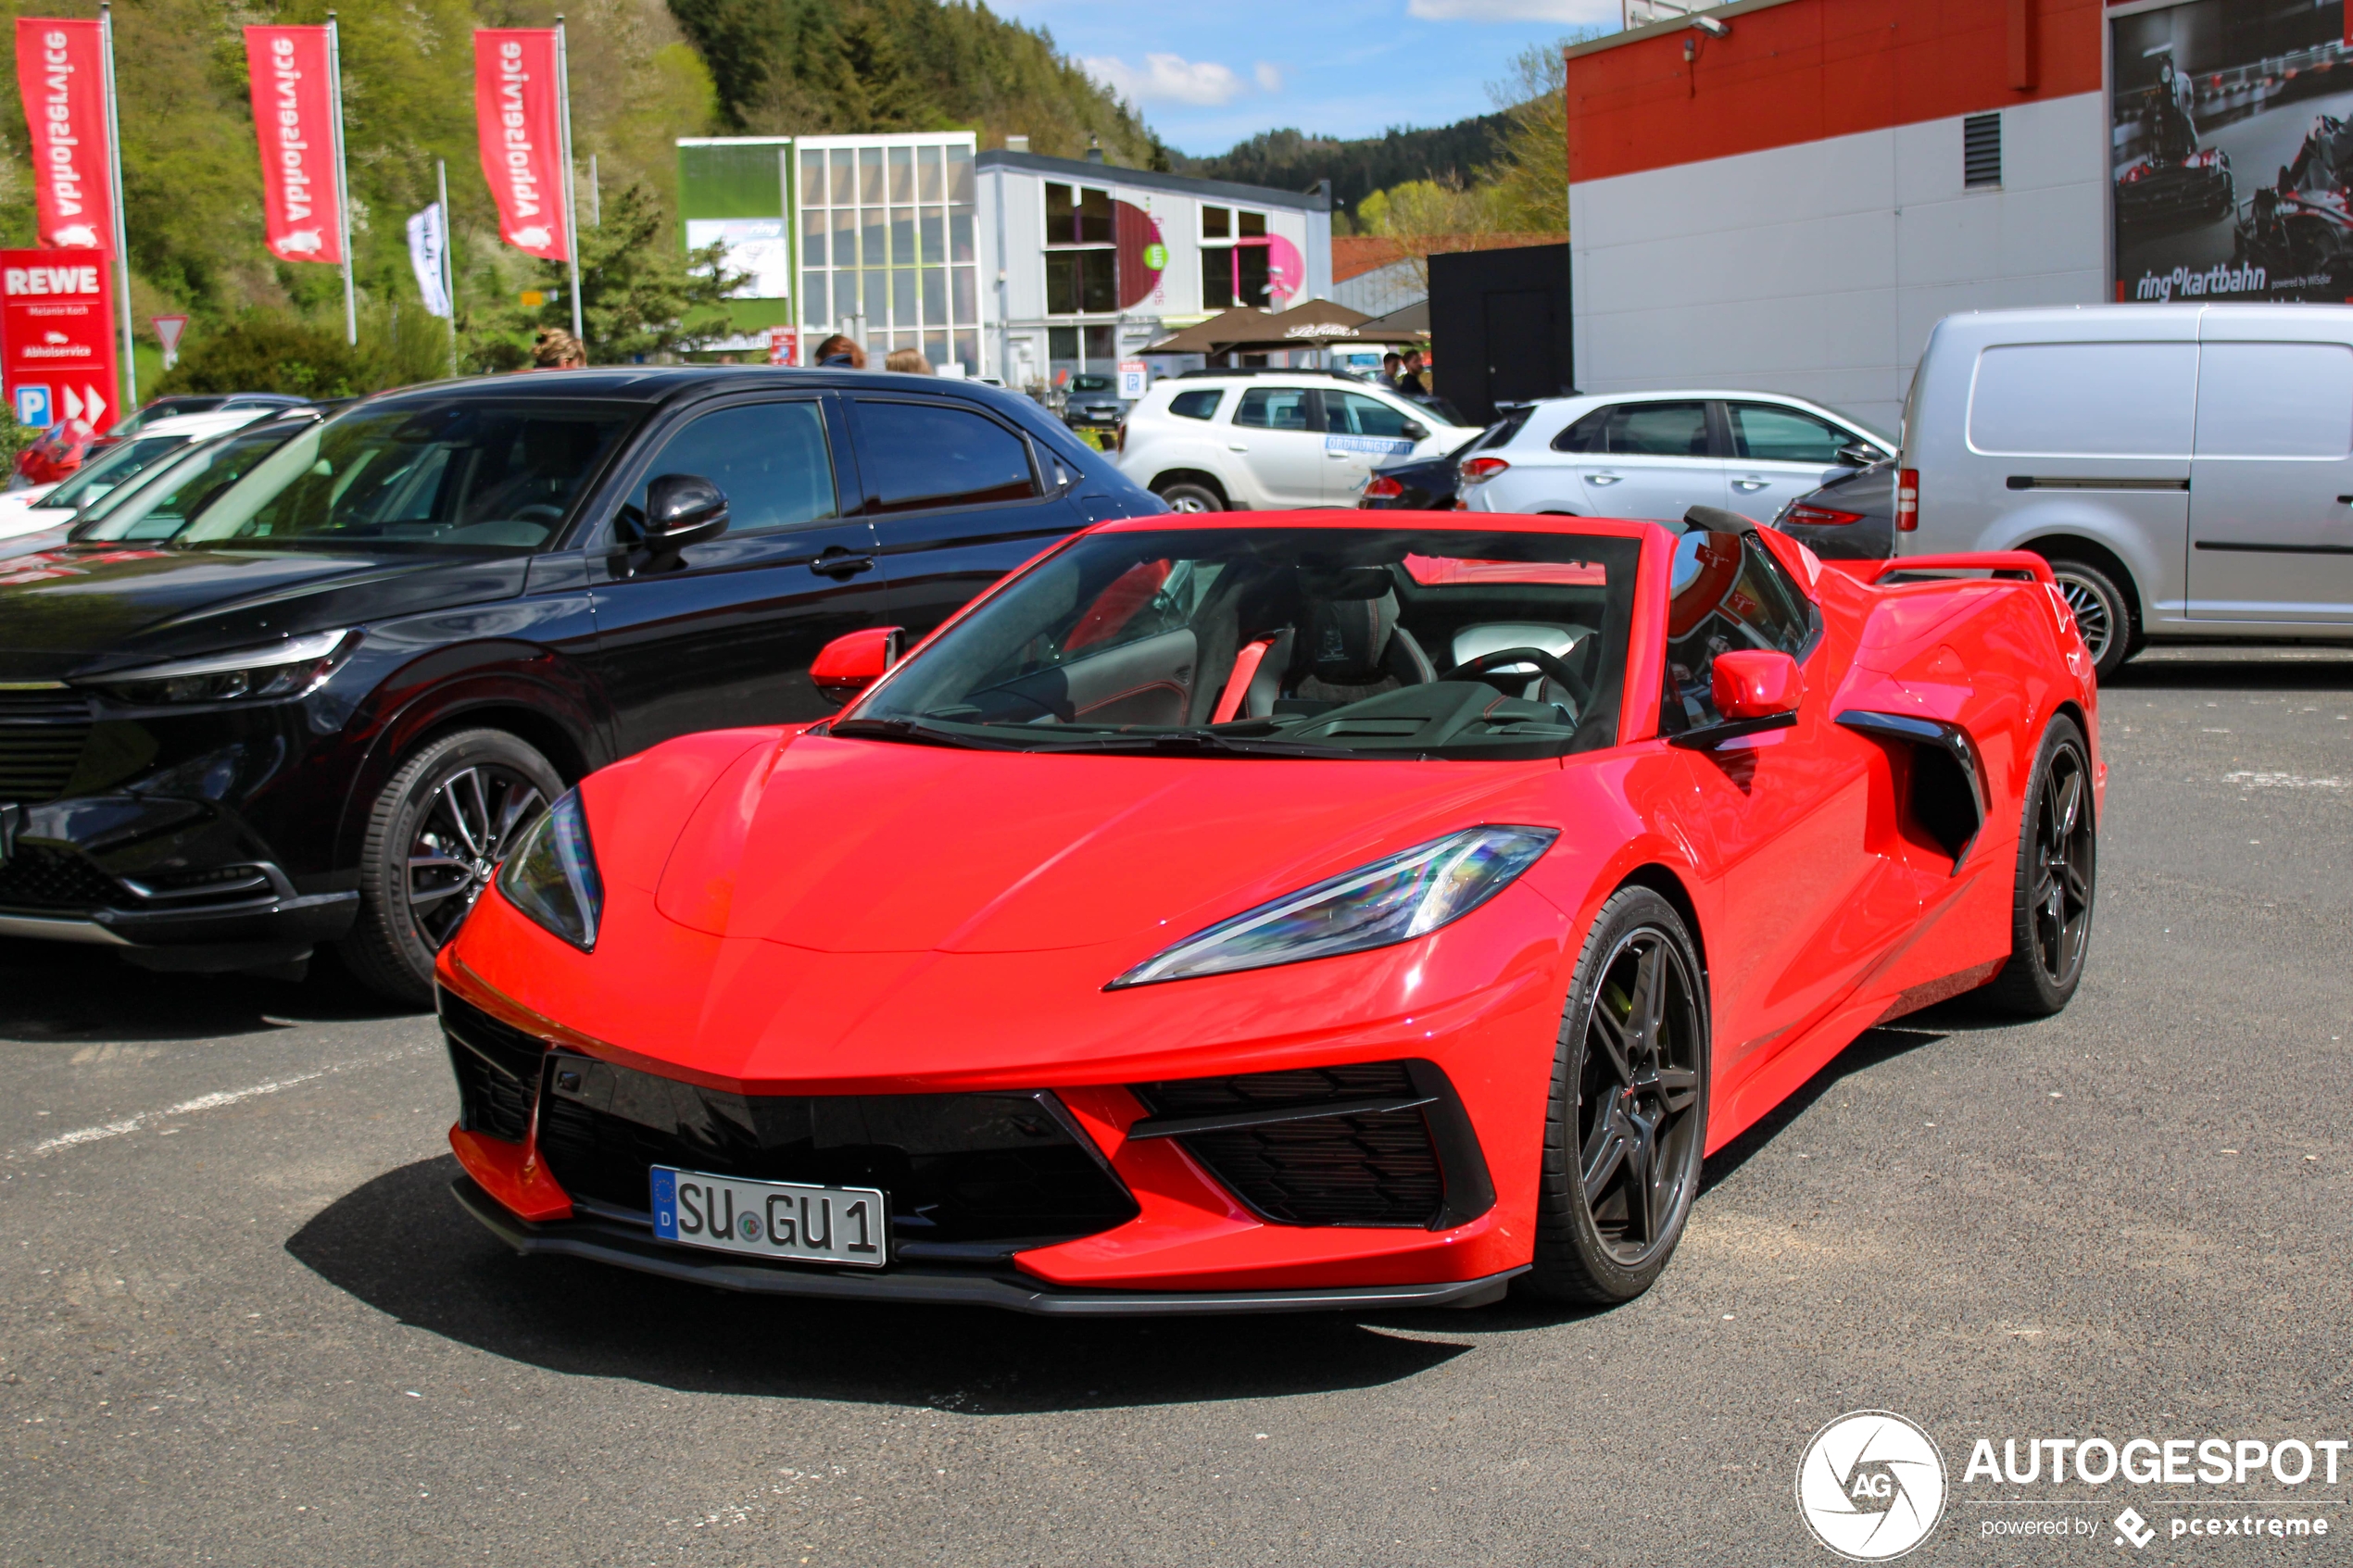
799 137 981 375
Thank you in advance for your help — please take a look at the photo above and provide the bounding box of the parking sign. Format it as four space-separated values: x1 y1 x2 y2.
14 383 51 428
1118 359 1148 400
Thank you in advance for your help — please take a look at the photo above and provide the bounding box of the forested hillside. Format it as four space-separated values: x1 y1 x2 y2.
1183 119 1509 211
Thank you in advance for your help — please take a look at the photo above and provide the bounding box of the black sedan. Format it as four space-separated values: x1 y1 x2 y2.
0 368 1159 1001
1768 458 1894 560
1359 404 1526 510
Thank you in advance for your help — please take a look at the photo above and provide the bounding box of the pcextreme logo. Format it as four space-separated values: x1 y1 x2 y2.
1797 1411 1948 1561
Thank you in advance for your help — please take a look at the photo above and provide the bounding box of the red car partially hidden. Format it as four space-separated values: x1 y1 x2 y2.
436 509 2101 1314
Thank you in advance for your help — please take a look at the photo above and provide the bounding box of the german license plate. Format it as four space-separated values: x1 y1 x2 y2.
649 1167 887 1268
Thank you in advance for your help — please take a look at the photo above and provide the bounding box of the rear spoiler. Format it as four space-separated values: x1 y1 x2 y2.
1859 552 2056 588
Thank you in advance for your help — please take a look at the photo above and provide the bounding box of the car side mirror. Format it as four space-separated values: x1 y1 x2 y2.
1835 442 1882 469
1400 419 1429 441
812 625 905 706
641 473 729 553
1713 649 1804 719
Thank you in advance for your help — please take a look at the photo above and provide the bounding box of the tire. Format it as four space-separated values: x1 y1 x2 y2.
2044 556 2136 682
1527 886 1711 1305
1974 715 2096 1018
339 728 563 1006
1155 481 1225 514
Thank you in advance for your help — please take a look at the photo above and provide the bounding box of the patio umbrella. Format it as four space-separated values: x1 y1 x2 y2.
1145 302 1384 354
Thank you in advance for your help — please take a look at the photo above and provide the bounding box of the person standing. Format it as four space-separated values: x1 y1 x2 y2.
531 327 586 370
884 346 935 374
1397 348 1428 396
812 334 867 369
1378 352 1403 389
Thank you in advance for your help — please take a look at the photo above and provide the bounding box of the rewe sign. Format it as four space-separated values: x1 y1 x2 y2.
0 249 118 431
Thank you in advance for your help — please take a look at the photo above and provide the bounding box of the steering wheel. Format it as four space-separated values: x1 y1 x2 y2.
1439 646 1592 710
510 503 566 524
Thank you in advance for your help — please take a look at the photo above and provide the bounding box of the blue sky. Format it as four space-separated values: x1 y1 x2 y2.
989 0 1623 157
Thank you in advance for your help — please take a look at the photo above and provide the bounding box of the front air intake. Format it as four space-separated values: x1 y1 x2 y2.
1127 1060 1493 1230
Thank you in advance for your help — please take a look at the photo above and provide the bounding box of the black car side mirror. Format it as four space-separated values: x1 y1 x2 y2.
1400 419 1429 441
1835 442 1882 469
641 473 729 553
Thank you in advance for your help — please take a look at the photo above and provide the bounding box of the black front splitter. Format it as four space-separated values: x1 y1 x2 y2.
452 1177 1524 1317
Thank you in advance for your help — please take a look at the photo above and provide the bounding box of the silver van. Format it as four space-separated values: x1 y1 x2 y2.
1900 304 2353 677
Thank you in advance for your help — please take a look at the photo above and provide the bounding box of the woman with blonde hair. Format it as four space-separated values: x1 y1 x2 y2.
531 327 586 370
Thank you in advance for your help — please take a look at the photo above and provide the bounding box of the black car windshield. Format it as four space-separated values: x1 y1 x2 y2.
173 399 638 552
839 526 1642 760
1069 375 1114 392
74 421 313 542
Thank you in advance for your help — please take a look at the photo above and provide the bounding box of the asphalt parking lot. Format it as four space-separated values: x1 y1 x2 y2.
3 647 2349 1568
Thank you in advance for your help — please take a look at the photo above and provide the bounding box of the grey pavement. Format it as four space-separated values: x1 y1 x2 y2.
3 646 2349 1567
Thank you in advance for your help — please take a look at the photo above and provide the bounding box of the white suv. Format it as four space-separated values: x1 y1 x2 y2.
1117 372 1472 511
1457 391 1891 523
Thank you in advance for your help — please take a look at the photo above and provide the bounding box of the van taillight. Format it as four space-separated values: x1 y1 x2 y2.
1895 469 1919 532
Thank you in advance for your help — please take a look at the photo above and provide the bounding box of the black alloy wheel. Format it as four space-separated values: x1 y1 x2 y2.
341 728 563 1005
1529 885 1710 1304
2045 558 2134 681
1978 716 2096 1018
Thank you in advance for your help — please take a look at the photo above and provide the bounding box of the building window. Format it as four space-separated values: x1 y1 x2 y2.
1200 206 1270 309
1043 182 1116 318
1963 113 2001 189
799 139 980 374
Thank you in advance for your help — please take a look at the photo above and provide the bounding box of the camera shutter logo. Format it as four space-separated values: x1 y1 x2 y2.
1796 1411 1947 1561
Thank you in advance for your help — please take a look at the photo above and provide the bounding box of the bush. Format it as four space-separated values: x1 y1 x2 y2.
152 318 374 400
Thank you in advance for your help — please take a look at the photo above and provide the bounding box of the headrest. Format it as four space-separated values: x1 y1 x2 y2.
1305 580 1402 682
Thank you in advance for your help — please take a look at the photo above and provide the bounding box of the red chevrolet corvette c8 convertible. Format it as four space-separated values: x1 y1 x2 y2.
435 509 2102 1314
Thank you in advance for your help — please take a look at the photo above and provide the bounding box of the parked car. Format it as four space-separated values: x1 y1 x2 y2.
1770 459 1896 560
1117 370 1472 511
1454 391 1890 525
11 393 307 487
1361 405 1535 511
1061 373 1126 429
0 408 286 542
1899 303 2353 680
435 509 2099 1313
0 368 1157 1001
104 393 308 441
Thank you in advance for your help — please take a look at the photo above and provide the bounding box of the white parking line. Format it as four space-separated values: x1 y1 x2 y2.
2223 771 2347 790
13 1042 436 1158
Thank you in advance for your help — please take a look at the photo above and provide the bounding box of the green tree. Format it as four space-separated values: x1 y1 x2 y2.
486 181 745 362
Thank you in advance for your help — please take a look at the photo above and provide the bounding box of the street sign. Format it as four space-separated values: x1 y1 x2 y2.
152 314 188 370
767 326 799 367
13 384 49 428
1117 358 1148 400
0 251 119 434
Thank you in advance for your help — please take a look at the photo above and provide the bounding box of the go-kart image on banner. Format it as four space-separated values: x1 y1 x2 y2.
2114 0 2353 304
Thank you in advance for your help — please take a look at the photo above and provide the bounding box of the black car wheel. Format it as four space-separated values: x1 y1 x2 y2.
1528 885 1709 1304
341 728 562 1005
1976 716 2096 1018
2045 557 2135 681
1156 481 1224 513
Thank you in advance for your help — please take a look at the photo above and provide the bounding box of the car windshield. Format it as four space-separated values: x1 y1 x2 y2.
839 525 1642 760
1069 375 1114 392
172 399 639 553
40 433 191 512
74 421 313 542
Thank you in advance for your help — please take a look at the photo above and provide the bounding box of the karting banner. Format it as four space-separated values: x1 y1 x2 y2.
473 30 570 260
0 249 119 432
2112 2 2353 304
243 27 346 264
12 19 117 253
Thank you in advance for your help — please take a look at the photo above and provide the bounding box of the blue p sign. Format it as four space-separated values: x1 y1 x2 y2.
13 384 51 429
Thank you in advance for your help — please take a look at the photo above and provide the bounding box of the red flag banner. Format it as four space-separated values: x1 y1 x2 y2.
12 19 117 252
473 29 569 260
243 26 345 264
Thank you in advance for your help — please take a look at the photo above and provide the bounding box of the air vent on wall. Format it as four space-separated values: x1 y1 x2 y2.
1964 113 2002 189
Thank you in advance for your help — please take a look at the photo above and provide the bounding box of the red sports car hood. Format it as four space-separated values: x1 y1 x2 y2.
633 731 1555 958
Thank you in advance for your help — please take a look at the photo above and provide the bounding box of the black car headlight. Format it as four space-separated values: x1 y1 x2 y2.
83 628 354 705
1109 826 1556 988
495 788 602 950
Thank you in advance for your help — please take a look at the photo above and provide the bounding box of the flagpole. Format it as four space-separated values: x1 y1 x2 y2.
437 158 457 377
326 12 356 345
97 2 136 408
554 16 583 352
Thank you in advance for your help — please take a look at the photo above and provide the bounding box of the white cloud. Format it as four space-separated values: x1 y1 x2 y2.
1081 52 1251 107
1254 61 1284 93
1404 0 1618 20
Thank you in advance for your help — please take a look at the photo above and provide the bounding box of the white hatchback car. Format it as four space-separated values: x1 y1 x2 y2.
1457 390 1892 523
0 407 283 542
1117 371 1473 511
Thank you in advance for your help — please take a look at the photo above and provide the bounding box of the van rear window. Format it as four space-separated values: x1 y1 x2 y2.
1967 342 2196 458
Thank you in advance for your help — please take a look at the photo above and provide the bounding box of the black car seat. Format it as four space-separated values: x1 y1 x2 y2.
1288 567 1437 707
